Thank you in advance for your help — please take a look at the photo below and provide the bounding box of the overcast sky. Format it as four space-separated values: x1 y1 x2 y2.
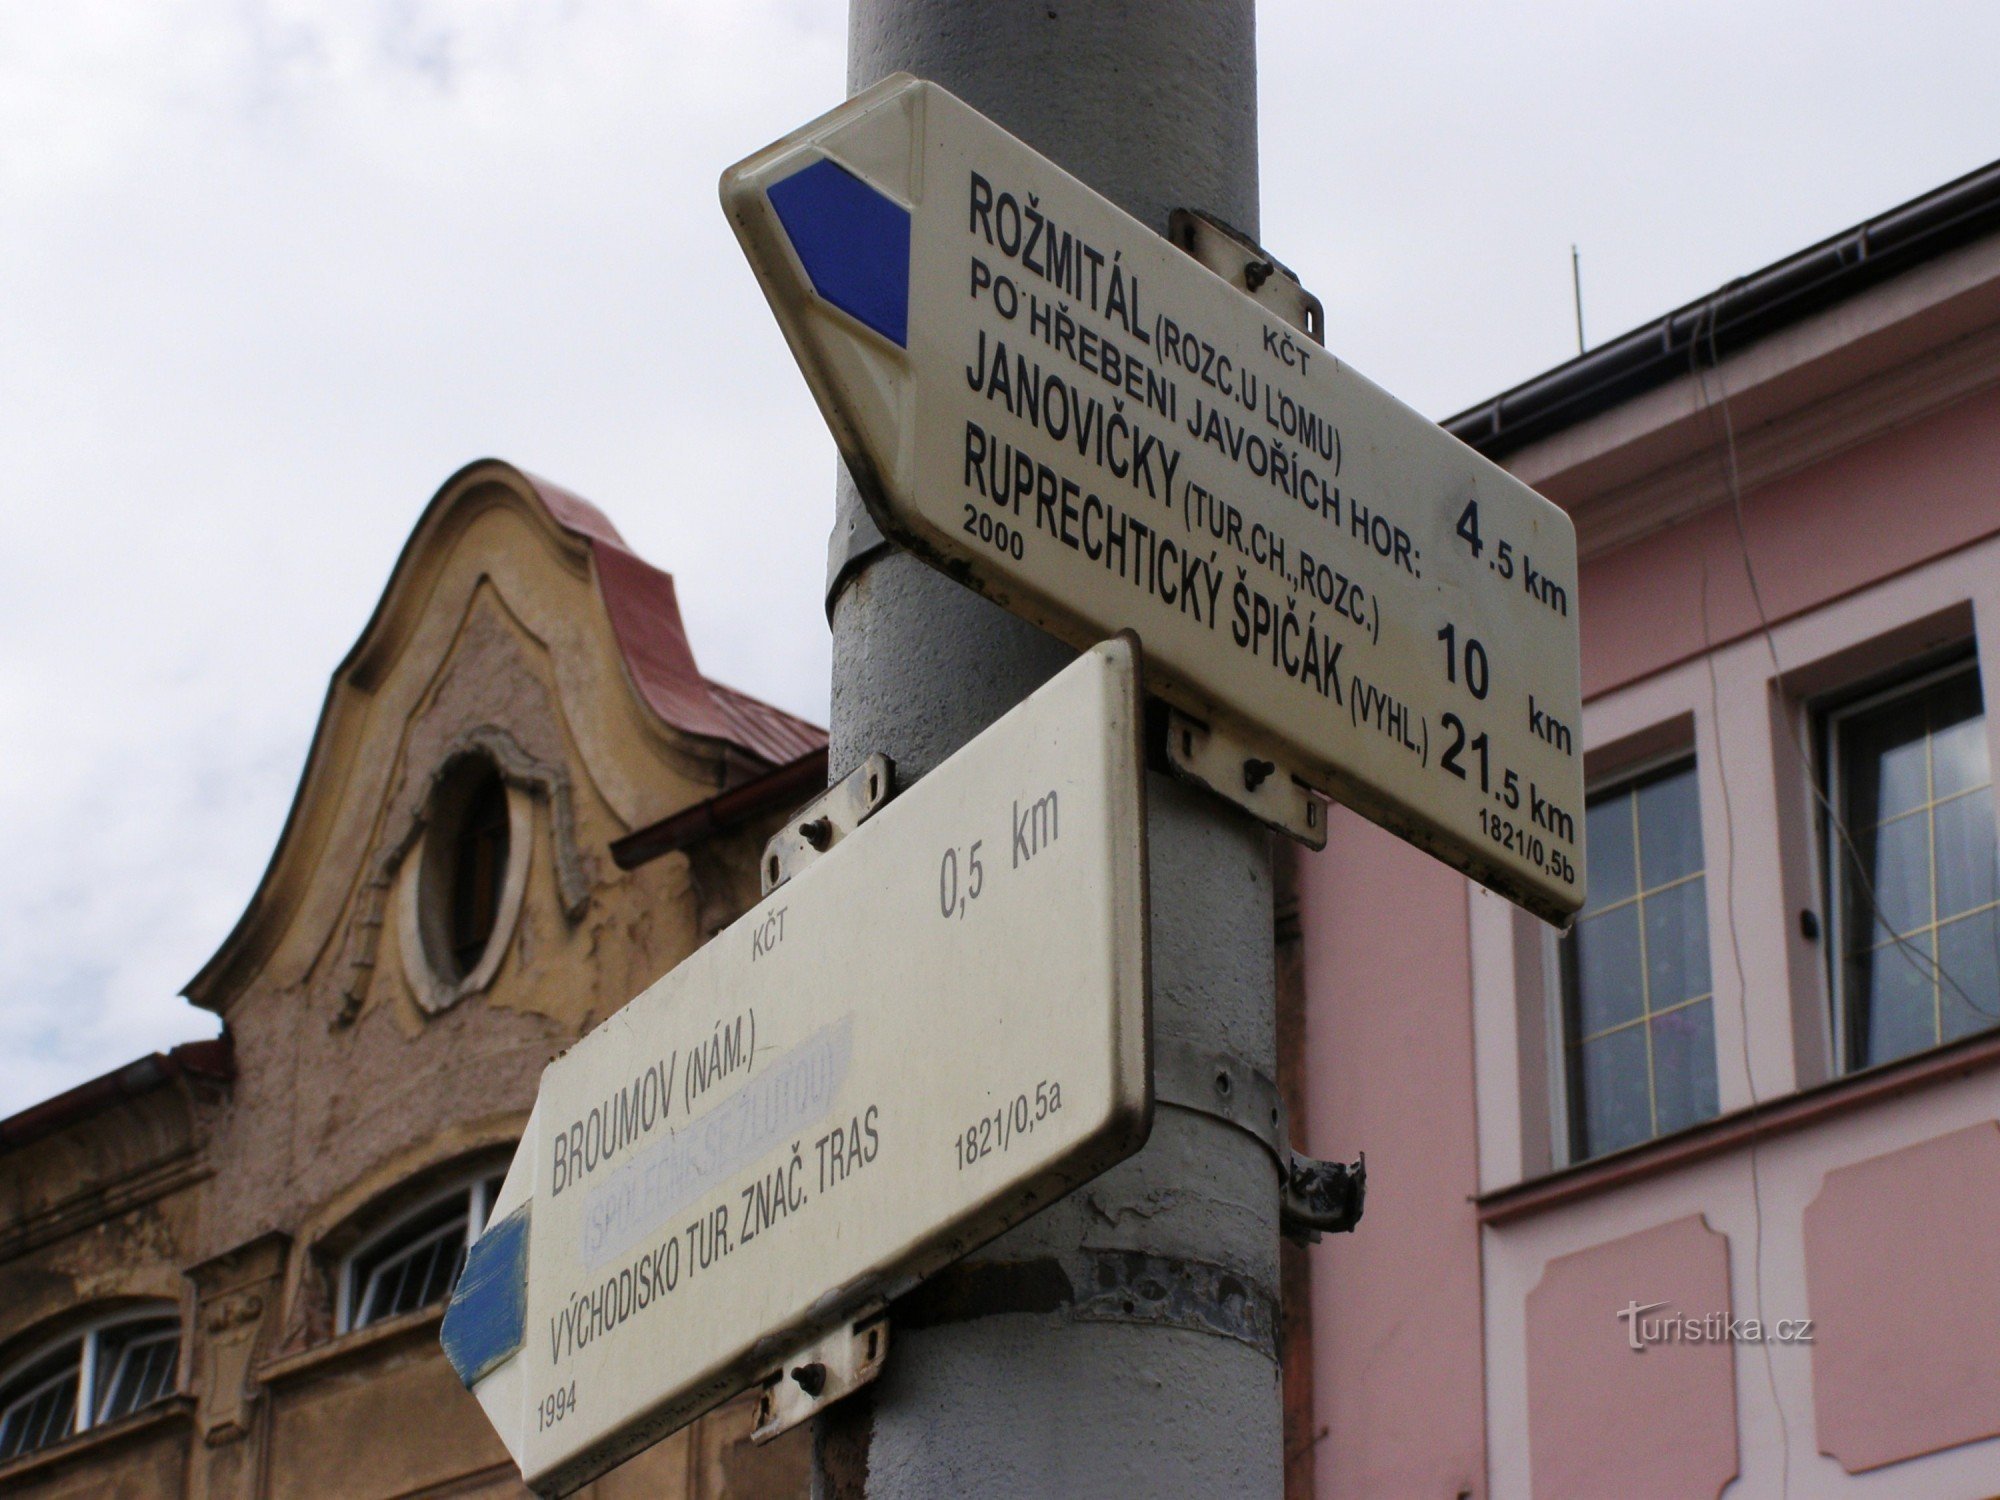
3 1 1994 1114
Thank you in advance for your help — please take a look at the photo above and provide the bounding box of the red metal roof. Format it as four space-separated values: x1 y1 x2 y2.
180 459 826 1022
33 465 824 1132
527 472 826 769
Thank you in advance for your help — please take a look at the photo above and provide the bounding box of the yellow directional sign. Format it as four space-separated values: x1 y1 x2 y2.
442 641 1151 1494
724 75 1585 923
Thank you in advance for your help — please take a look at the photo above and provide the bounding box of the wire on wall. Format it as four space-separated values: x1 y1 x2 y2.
1689 296 1791 1498
1693 304 1994 1026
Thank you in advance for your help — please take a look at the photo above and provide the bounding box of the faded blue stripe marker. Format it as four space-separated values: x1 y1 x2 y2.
441 1203 529 1388
767 157 911 348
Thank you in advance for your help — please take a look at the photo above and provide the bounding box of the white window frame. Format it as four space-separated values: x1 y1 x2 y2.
1823 652 1990 1074
0 1306 181 1461
397 757 533 1018
1540 920 1571 1169
336 1171 501 1334
1472 557 2000 1196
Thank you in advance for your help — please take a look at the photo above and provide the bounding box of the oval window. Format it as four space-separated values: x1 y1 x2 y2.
424 757 511 984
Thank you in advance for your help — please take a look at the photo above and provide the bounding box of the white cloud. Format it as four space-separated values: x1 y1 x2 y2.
0 0 848 1110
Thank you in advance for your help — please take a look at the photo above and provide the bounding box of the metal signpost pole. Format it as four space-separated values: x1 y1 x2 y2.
821 2 1281 1495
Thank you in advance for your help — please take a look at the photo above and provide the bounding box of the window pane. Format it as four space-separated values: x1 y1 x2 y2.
473 1175 507 1241
15 1381 74 1458
1562 758 1718 1159
0 1345 80 1461
1859 811 1930 939
1929 675 1988 799
361 1222 469 1325
1572 905 1643 1036
1934 792 1998 920
1853 939 1937 1067
416 1232 464 1310
94 1321 179 1425
1644 875 1712 1009
1835 663 1996 1068
1582 792 1637 914
33 1381 76 1453
1575 1027 1651 1158
449 766 510 979
365 1257 405 1324
1938 908 2000 1044
1650 1001 1720 1137
1636 768 1703 888
1846 709 1931 824
348 1189 477 1330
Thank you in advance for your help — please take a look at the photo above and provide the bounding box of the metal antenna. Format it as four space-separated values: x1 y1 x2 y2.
1572 243 1587 355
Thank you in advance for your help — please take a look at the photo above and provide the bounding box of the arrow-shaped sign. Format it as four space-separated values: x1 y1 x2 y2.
443 638 1151 1495
724 75 1586 924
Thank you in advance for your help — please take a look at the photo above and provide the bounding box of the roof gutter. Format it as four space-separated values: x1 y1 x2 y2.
1445 157 2000 460
0 1037 234 1153
611 748 830 870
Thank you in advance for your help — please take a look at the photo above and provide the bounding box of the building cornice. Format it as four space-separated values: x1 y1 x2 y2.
1446 157 2000 462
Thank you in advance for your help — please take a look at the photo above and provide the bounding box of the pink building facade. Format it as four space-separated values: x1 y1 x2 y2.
1300 162 2000 1497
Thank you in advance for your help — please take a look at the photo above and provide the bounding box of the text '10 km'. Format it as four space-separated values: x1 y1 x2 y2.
723 75 1587 922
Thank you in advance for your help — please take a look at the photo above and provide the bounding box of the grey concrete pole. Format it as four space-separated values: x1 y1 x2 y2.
820 4 1280 1496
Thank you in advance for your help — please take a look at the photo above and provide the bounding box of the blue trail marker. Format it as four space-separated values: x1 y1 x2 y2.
441 1205 530 1388
765 158 910 347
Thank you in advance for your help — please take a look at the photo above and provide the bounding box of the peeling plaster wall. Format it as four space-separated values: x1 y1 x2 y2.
0 475 813 1498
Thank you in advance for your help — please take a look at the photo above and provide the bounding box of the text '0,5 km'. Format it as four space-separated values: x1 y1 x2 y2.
441 639 1152 1496
723 74 1587 923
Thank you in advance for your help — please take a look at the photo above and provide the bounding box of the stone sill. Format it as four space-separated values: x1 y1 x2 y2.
257 1303 445 1386
1478 1026 2000 1227
0 1395 194 1486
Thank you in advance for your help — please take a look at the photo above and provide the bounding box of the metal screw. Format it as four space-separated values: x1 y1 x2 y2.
1242 759 1274 792
800 817 833 851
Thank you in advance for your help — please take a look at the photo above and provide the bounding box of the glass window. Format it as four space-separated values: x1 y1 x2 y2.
1830 660 1999 1070
340 1173 505 1332
0 1309 181 1462
1561 759 1719 1159
90 1318 179 1426
446 763 510 980
0 1348 78 1462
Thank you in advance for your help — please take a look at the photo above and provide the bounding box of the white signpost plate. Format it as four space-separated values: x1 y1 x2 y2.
442 640 1150 1495
723 75 1586 923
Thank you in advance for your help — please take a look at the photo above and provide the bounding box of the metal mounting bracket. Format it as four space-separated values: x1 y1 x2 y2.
1152 1036 1286 1166
761 753 895 895
1152 1038 1365 1242
1167 208 1324 345
1164 710 1328 850
750 1315 890 1445
1280 1151 1366 1243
